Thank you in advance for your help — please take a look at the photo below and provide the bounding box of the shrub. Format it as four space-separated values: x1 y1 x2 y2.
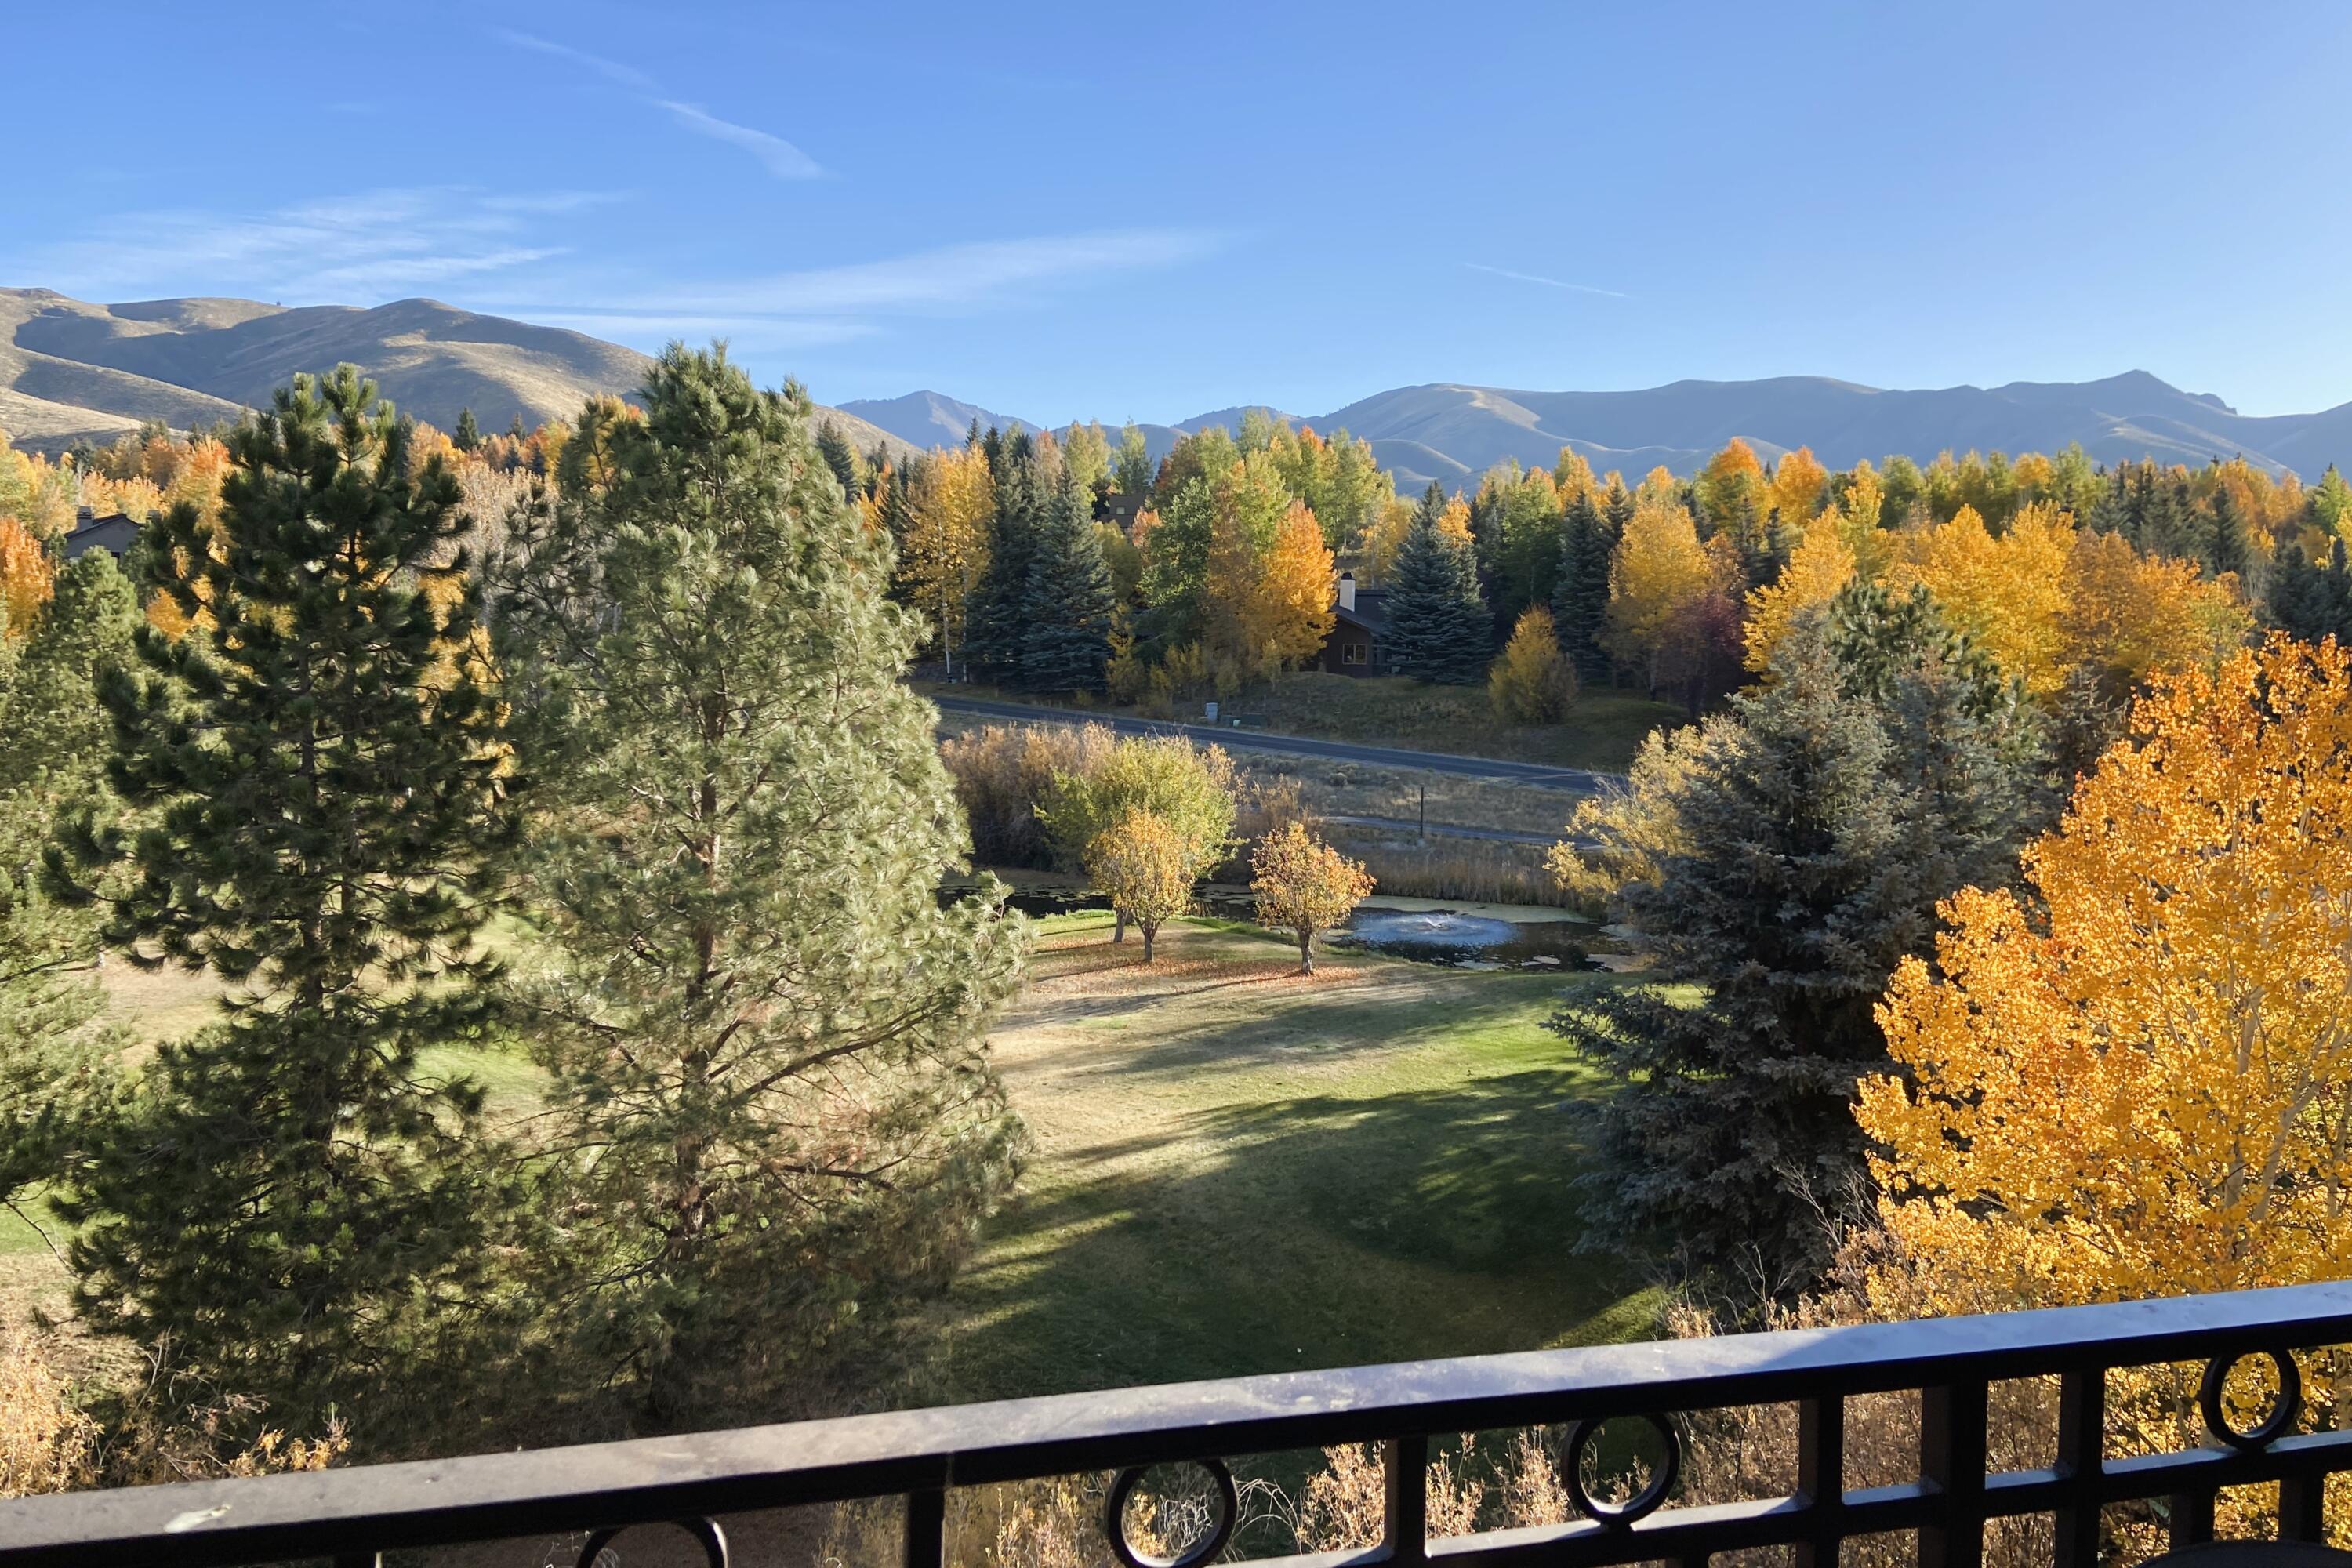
1488 606 1578 724
939 721 1116 868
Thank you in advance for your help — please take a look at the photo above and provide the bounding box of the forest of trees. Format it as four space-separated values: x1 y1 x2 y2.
13 350 2352 1542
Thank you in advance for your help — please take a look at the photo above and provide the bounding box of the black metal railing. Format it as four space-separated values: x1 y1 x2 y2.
7 1282 2352 1568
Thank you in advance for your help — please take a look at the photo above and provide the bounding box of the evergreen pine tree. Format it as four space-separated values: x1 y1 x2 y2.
2084 469 2129 535
508 411 528 441
1552 488 1614 683
815 420 868 499
1020 470 1117 694
1384 510 1493 683
452 405 481 452
2270 539 2352 645
963 434 1042 681
1550 639 1922 1283
1554 602 2046 1288
2207 479 2252 582
495 345 1024 1428
0 550 140 854
52 367 520 1436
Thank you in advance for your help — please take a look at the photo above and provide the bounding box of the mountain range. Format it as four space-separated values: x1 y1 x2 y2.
9 286 2352 486
846 373 2352 489
0 288 905 457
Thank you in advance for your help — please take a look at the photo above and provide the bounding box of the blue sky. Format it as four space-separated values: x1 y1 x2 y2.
8 1 2352 422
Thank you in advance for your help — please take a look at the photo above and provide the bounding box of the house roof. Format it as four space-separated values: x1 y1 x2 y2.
64 513 139 560
1334 586 1388 637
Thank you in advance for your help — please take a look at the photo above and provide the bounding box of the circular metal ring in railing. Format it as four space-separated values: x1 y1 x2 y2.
1104 1457 1240 1568
1563 1413 1683 1527
2199 1348 2303 1453
576 1516 730 1568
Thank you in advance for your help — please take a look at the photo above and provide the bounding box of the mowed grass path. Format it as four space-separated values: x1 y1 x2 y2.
927 912 1657 1404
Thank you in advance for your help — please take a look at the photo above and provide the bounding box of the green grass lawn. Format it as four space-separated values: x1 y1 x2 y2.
20 907 1650 1415
924 911 1657 1404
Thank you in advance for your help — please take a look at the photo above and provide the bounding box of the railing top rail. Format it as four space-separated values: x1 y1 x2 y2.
7 1280 2352 1566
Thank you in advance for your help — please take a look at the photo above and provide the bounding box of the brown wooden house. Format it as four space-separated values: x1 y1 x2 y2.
1314 572 1387 676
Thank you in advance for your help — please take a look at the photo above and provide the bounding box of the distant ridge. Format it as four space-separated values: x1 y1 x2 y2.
840 373 2352 488
12 286 2351 485
0 288 908 457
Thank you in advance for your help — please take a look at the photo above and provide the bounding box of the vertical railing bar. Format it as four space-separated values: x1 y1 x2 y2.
2053 1367 2105 1568
1385 1432 1430 1563
906 1486 947 1568
2280 1473 2327 1543
1797 1393 1847 1568
1920 1380 1988 1568
2168 1486 2216 1552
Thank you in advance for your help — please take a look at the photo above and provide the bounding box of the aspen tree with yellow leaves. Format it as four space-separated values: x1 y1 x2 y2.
898 444 994 676
1862 635 2352 1308
1743 524 1855 673
1883 502 2074 697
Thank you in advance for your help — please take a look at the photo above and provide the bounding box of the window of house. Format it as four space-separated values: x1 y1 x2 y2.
1343 642 1366 665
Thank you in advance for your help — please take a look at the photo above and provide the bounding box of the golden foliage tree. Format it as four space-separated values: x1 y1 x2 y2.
1359 495 1416 584
1085 808 1193 963
1251 499 1337 669
2059 529 2250 691
1488 604 1577 722
1604 494 1713 681
1884 501 2074 697
1861 637 2352 1308
1767 445 1829 532
1250 822 1374 972
898 444 994 674
1742 524 1855 673
0 517 52 637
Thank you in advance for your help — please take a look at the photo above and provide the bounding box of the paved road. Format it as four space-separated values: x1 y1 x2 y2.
1316 813 1561 847
930 694 1621 793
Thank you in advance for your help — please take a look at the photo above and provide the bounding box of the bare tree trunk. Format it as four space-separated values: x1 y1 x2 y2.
1298 929 1315 974
1113 908 1128 944
1141 920 1156 963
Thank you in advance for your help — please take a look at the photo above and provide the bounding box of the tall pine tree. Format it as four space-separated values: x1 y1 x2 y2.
1020 469 1117 693
1552 487 1614 683
963 432 1041 681
495 346 1025 1428
1383 510 1492 683
53 367 520 1437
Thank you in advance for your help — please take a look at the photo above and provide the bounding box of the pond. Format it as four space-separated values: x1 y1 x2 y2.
976 885 1600 971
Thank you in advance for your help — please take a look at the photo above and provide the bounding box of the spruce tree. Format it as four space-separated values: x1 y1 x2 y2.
2270 539 2352 645
1020 469 1117 694
1384 511 1493 683
1553 608 2045 1289
452 405 481 452
963 433 1041 681
495 346 1025 1428
2207 479 2252 582
52 367 519 1436
815 419 868 499
1552 488 1614 682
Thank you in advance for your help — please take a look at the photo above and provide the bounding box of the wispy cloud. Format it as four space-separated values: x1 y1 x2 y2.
1465 262 1628 299
646 231 1223 318
1 187 588 303
496 29 823 181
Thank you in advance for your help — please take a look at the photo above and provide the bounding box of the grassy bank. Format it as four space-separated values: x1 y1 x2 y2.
924 912 1655 1403
923 671 1689 776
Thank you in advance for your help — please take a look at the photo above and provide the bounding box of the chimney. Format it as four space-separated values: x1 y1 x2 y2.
76 505 93 527
1337 571 1356 612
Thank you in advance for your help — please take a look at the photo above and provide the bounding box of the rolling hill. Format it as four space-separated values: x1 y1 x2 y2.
846 373 2352 489
13 284 2352 487
0 289 908 457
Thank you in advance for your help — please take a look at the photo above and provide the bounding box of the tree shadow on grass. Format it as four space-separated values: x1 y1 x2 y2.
932 1066 1647 1406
